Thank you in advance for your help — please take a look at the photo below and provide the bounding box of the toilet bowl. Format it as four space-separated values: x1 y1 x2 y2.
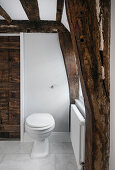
25 113 55 158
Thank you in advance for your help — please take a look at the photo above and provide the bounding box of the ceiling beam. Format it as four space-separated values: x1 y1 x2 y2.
19 0 40 21
0 5 12 23
0 20 67 33
56 0 64 22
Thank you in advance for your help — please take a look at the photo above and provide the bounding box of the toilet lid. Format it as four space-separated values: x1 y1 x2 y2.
26 113 55 128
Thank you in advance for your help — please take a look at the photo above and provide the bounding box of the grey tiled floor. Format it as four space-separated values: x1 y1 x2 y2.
0 141 78 170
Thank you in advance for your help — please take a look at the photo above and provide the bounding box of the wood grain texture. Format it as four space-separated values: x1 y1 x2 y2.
0 125 20 132
56 0 64 22
0 42 20 49
0 5 12 23
58 30 79 104
65 0 110 170
0 20 67 33
0 36 20 139
19 0 40 21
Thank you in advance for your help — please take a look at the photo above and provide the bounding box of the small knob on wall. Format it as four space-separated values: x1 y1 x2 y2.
50 85 54 89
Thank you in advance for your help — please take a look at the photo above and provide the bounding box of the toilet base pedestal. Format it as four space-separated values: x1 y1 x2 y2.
31 138 49 158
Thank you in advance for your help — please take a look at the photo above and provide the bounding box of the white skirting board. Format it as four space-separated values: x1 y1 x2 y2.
71 104 85 170
23 132 71 143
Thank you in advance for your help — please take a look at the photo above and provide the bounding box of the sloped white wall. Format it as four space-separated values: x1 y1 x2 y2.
61 1 70 31
24 33 70 132
0 0 28 20
110 0 115 169
0 0 57 21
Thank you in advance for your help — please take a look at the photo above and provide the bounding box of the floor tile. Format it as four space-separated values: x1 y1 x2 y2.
0 141 20 154
3 153 30 161
50 142 74 154
0 141 77 170
36 154 55 170
0 154 31 170
55 154 78 170
0 154 4 164
49 132 71 143
0 153 55 170
18 142 33 154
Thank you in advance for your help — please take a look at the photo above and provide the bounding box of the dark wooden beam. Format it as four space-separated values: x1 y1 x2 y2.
58 30 79 104
0 125 20 133
0 20 67 33
65 0 110 170
0 42 19 49
19 0 40 21
56 0 64 22
0 5 12 23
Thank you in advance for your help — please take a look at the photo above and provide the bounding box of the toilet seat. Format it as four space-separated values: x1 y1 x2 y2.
25 123 55 135
25 113 55 130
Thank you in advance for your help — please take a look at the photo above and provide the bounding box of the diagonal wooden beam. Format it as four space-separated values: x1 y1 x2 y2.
65 0 110 170
0 5 12 23
56 0 64 22
19 0 40 21
58 30 79 104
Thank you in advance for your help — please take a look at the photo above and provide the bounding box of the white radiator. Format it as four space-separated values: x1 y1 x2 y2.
71 104 85 170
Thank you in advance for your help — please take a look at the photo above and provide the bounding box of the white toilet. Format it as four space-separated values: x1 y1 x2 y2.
25 113 55 158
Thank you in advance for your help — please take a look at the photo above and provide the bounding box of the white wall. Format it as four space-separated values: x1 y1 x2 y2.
61 1 70 31
0 0 28 20
110 0 115 169
24 33 70 132
38 0 57 20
